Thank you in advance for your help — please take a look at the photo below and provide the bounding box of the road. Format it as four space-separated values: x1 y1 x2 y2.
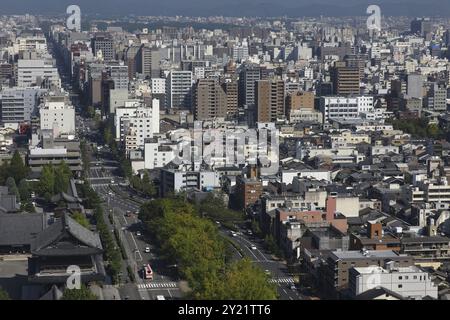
87 150 183 300
220 228 303 300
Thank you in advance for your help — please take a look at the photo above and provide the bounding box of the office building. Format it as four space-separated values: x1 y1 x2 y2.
91 34 115 61
17 59 60 89
330 61 360 96
0 87 46 127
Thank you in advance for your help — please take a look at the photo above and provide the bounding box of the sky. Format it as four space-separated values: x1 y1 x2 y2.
0 0 449 17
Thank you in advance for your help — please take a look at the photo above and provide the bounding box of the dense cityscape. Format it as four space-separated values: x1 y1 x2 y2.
0 2 450 304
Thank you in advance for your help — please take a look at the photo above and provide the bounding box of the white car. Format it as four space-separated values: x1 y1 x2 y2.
250 245 257 250
145 247 150 253
136 231 141 236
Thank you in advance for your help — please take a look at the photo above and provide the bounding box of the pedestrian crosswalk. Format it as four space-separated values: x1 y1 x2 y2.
138 282 178 289
268 278 294 284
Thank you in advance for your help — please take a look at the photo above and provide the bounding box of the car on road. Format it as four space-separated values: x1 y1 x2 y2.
264 270 271 276
290 284 297 290
125 211 132 217
145 247 150 253
136 231 141 236
250 245 257 250
156 295 165 300
247 230 253 235
110 179 115 184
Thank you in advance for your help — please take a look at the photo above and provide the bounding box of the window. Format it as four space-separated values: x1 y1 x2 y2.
398 284 402 288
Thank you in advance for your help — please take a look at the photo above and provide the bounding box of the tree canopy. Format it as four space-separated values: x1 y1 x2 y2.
139 197 277 300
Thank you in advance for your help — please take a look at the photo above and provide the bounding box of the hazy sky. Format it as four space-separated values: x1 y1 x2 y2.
0 0 449 17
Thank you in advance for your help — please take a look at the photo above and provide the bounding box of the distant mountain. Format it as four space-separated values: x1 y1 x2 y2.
1 0 450 17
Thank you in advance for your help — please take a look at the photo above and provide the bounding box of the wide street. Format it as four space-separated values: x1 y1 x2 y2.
219 228 303 300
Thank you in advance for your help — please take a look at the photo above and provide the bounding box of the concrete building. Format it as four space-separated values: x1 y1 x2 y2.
349 263 438 299
221 79 238 119
108 64 129 90
320 96 374 123
407 73 424 99
17 59 60 88
114 99 160 150
141 46 161 79
28 132 82 174
165 71 193 110
144 140 176 170
256 79 285 123
235 175 263 210
91 33 115 61
194 78 227 120
330 61 360 96
39 95 75 136
286 91 315 114
322 250 414 298
238 63 261 108
0 87 46 127
160 168 221 196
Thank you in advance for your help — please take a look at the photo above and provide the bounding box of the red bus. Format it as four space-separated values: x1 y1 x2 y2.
143 264 153 280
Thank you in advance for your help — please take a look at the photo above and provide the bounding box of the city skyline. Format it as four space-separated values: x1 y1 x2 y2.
1 0 450 17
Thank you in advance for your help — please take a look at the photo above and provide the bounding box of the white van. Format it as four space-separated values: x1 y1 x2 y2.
156 295 165 300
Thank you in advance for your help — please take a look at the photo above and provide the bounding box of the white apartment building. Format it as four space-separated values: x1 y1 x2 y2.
349 263 438 299
144 141 176 170
165 71 193 110
151 78 166 94
39 99 75 136
233 43 249 62
114 99 160 150
160 168 221 196
17 59 60 88
320 96 374 123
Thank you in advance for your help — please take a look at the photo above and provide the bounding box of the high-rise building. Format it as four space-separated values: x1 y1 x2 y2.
91 33 115 61
238 63 261 108
411 18 432 37
222 79 238 119
165 70 193 110
330 61 360 96
426 83 447 112
255 79 285 123
194 78 227 120
108 64 129 90
407 73 424 99
141 46 161 79
125 45 142 80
